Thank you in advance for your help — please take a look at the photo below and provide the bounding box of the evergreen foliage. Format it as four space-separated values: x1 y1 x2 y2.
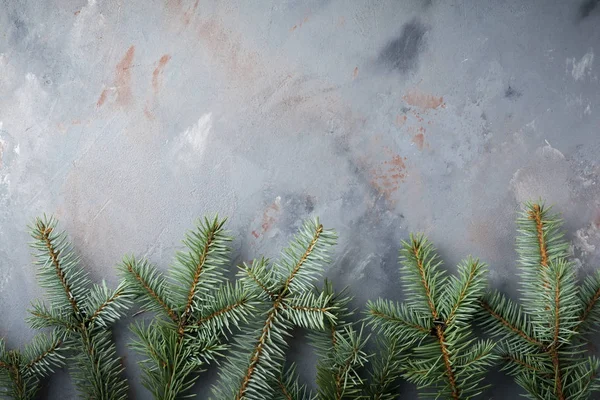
367 234 495 399
0 333 65 400
118 216 257 399
24 216 130 400
308 281 369 400
479 202 600 399
212 218 338 400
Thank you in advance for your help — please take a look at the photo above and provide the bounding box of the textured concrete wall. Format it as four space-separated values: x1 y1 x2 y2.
1 0 600 398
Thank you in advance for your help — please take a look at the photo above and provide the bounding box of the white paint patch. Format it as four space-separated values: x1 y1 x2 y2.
567 48 594 81
510 143 569 205
172 112 213 167
13 143 19 155
184 113 213 152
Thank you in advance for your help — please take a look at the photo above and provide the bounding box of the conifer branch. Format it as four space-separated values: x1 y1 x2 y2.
33 221 80 313
180 222 217 327
242 265 276 299
551 265 565 400
445 259 479 325
479 299 543 347
236 223 324 400
121 258 178 322
411 238 438 320
25 339 61 371
435 325 459 400
581 286 600 324
529 204 549 268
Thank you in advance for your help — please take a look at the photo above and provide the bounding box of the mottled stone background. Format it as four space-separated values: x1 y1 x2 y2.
1 0 600 398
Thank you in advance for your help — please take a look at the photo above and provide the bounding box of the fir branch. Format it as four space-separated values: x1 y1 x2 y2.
479 296 543 347
119 257 178 322
236 222 328 399
175 216 229 330
367 337 404 400
435 325 459 400
578 270 600 332
443 258 487 326
30 217 88 314
409 235 439 319
529 204 549 268
85 283 131 328
27 302 77 332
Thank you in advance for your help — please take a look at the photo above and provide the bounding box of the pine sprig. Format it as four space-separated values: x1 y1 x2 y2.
367 235 494 399
275 364 314 400
365 336 404 400
308 280 370 400
479 202 600 400
0 333 66 400
213 218 337 400
119 216 257 399
26 216 130 400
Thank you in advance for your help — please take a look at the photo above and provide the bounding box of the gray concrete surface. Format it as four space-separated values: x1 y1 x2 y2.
1 0 600 398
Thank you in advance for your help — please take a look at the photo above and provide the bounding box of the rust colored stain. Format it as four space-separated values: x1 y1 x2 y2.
96 89 109 107
114 46 135 107
353 67 359 79
395 114 407 126
74 10 80 16
182 0 199 25
152 54 171 94
253 199 281 238
197 19 260 83
290 15 310 31
403 88 444 109
594 211 600 228
96 46 135 108
412 133 425 150
261 201 280 232
144 106 155 120
370 152 407 201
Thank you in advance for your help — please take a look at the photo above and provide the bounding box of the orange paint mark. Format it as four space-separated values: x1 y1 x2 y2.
290 14 310 31
182 0 199 25
252 198 282 238
95 46 135 109
144 106 155 120
114 46 135 107
353 67 359 79
152 54 171 94
261 201 280 232
594 211 600 228
96 89 109 107
395 114 407 126
403 88 444 109
412 133 425 150
370 153 407 202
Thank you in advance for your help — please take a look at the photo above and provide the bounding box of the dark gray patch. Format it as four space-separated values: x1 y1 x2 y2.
400 106 411 114
305 195 315 213
504 85 522 100
579 0 600 19
11 17 28 45
378 19 427 74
